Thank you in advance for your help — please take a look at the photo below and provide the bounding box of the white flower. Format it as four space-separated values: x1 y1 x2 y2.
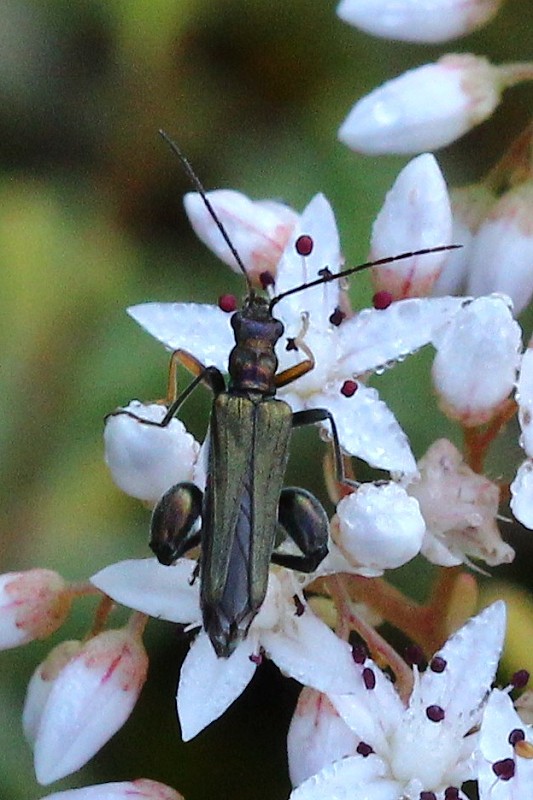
337 0 504 44
183 189 298 285
0 569 71 650
467 183 533 317
104 400 200 505
39 778 184 800
28 628 148 784
410 439 514 567
338 55 502 154
290 602 506 799
432 294 522 426
91 558 361 741
478 688 533 799
332 482 426 575
370 153 453 299
128 192 466 476
510 345 533 528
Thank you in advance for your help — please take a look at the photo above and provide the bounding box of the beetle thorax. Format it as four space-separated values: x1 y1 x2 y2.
228 297 284 396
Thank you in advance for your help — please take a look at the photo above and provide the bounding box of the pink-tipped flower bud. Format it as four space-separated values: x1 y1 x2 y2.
104 401 200 505
370 154 452 299
466 182 533 316
31 627 149 784
432 295 521 426
38 778 184 800
339 55 504 154
333 483 425 575
183 190 297 285
337 0 504 44
287 687 358 787
0 569 71 650
409 439 514 566
433 184 496 296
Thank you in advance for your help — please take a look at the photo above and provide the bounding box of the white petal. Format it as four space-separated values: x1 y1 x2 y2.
127 302 234 371
91 558 201 624
176 630 258 740
39 779 183 800
34 630 148 784
370 154 452 298
416 601 506 721
261 605 359 695
337 297 466 377
290 755 396 800
274 194 342 335
510 460 533 529
335 483 425 572
432 295 522 425
517 348 533 457
184 190 297 280
339 56 500 155
310 384 417 474
337 0 503 43
104 402 200 504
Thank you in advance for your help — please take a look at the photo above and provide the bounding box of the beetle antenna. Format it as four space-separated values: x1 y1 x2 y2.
269 244 461 310
159 130 254 295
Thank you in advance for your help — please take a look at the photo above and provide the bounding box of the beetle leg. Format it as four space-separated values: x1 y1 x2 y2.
275 313 315 388
150 482 203 565
291 408 358 489
271 487 329 572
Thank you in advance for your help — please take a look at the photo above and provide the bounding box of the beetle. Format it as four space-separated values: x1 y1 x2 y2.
116 132 458 658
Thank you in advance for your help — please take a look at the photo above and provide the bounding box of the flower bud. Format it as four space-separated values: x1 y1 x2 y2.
183 190 297 284
337 0 504 43
339 55 502 154
466 183 533 316
370 154 452 298
333 483 425 574
510 460 533 529
39 778 184 800
32 628 149 784
104 401 200 505
0 569 71 650
432 295 521 426
287 688 358 787
409 439 514 566
432 184 495 296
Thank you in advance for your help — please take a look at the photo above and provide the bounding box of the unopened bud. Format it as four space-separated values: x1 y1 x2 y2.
339 55 504 154
32 628 148 784
337 0 504 44
467 183 533 316
370 154 452 298
287 687 358 787
104 401 200 505
38 778 184 800
0 569 71 650
184 190 297 284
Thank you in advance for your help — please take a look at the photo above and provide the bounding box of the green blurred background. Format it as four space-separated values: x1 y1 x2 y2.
0 1 532 798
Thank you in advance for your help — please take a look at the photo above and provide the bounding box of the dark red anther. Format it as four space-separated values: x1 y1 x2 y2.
259 270 275 289
444 788 460 800
426 705 445 723
511 669 530 689
429 656 447 673
362 667 376 690
352 643 368 665
286 338 298 352
509 728 526 746
329 306 346 327
405 644 425 668
218 294 238 313
293 594 305 617
492 758 516 781
295 234 314 256
356 742 374 757
318 266 333 280
341 380 358 398
372 290 393 310
249 650 263 665
420 793 437 800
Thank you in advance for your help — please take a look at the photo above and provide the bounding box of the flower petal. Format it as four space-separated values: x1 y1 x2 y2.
127 302 234 371
517 347 533 458
176 630 258 740
510 460 533 529
39 778 183 800
90 559 201 624
289 754 396 800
